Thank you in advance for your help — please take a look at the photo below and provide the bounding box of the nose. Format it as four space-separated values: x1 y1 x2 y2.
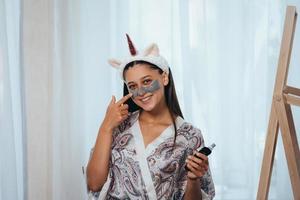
137 88 146 97
130 87 147 98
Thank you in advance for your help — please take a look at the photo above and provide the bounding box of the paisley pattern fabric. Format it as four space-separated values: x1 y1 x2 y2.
88 110 215 200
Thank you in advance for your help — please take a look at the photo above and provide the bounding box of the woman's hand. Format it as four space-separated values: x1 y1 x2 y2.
185 151 209 180
101 93 133 131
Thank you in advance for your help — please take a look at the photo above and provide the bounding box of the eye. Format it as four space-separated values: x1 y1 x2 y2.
143 79 152 85
128 84 136 90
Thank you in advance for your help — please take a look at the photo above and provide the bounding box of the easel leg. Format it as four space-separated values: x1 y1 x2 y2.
275 97 300 199
257 102 279 200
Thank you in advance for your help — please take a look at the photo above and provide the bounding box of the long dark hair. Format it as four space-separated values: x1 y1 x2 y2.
122 60 184 144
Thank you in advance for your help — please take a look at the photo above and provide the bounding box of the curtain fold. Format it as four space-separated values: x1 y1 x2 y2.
0 0 24 199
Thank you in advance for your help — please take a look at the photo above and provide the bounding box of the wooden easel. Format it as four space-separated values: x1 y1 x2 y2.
257 6 300 200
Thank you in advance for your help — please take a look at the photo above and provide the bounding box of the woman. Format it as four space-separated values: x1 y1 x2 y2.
86 35 215 200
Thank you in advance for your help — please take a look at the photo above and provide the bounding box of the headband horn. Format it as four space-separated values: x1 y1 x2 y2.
126 34 137 56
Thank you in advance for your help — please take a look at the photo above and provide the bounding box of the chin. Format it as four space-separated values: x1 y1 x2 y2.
141 105 156 112
136 102 155 111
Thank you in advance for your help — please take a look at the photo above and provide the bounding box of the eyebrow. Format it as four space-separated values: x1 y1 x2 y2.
127 75 152 85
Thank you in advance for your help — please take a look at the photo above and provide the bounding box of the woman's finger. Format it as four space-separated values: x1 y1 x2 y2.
108 95 116 106
186 155 209 179
121 113 130 121
186 159 202 171
120 110 129 116
188 155 203 165
186 164 198 179
116 93 133 106
194 151 208 162
186 163 203 177
120 104 129 110
185 163 194 172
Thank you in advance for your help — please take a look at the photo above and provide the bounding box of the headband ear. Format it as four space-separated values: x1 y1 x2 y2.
144 43 159 56
108 59 122 69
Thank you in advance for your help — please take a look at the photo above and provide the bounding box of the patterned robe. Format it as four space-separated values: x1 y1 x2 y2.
88 110 215 200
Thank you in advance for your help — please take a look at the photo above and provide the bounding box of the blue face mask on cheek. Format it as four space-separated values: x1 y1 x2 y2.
127 79 161 98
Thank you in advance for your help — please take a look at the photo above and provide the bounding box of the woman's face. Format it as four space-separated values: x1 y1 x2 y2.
124 63 169 112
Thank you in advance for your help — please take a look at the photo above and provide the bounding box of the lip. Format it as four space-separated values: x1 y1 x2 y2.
139 95 152 103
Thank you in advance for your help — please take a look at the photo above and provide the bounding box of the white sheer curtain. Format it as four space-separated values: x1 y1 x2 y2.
0 0 24 199
47 0 300 199
4 0 299 199
48 0 299 199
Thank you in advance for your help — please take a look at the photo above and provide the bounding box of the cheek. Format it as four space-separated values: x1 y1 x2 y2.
143 80 161 94
160 88 165 97
129 89 139 98
132 98 138 105
152 87 165 100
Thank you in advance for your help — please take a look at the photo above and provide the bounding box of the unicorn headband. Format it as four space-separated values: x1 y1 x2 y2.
108 34 170 81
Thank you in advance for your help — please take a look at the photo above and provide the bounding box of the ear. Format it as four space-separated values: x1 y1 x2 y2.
108 59 122 69
162 71 169 86
143 43 159 56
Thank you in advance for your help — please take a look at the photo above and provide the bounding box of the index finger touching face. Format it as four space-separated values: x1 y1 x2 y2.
116 93 133 105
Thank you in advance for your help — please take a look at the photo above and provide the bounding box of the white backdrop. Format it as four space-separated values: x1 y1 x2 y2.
2 0 300 199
